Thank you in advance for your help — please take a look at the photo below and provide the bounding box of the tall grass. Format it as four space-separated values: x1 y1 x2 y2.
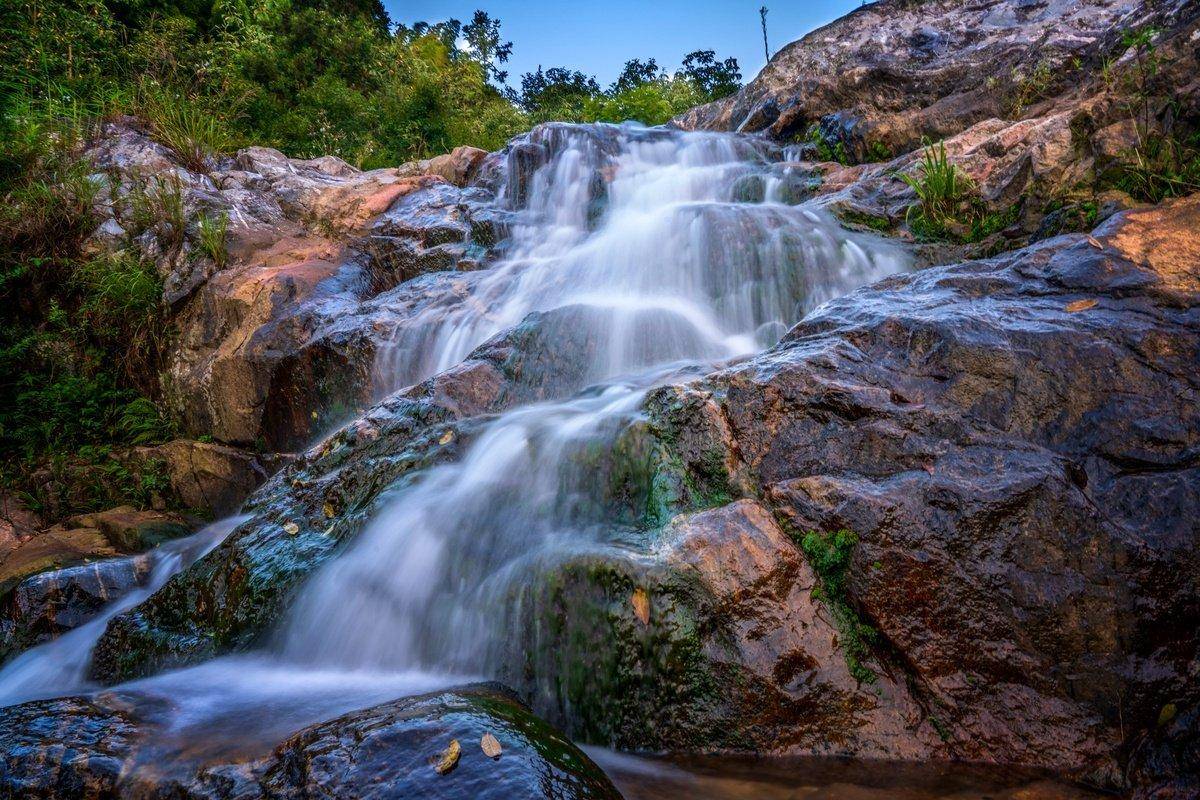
137 84 233 172
197 211 229 269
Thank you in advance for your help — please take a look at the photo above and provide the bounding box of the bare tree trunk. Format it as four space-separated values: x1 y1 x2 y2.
760 6 770 61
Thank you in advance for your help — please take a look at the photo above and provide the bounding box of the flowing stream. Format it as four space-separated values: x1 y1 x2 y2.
1 124 916 779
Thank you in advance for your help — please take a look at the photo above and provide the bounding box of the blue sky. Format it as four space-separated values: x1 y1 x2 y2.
384 1 863 89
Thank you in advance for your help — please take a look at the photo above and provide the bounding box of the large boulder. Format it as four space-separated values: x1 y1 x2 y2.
0 684 622 799
676 0 1193 152
0 555 151 663
676 0 1200 263
582 196 1196 786
83 119 509 454
131 439 282 517
0 508 187 600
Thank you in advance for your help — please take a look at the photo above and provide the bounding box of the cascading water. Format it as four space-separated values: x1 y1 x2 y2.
373 124 900 393
0 123 907 758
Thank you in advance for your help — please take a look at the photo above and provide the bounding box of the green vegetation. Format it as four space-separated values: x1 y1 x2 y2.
804 124 850 165
0 1 744 519
797 528 879 684
899 139 1018 243
1008 59 1054 116
1101 28 1200 202
518 51 742 126
800 124 892 166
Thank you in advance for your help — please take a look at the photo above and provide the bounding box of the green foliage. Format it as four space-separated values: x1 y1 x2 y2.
1111 132 1200 202
804 124 850 164
1099 27 1200 202
0 104 173 514
518 50 741 126
1008 60 1053 116
798 528 879 684
899 139 971 224
138 84 233 172
864 140 893 163
197 211 229 268
899 139 1019 243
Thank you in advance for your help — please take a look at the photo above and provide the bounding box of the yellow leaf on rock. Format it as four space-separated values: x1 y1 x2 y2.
481 732 502 758
631 588 650 625
1065 298 1098 312
323 502 336 518
283 522 300 535
439 430 455 445
435 739 460 774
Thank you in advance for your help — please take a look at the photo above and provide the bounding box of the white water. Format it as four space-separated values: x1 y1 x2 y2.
0 123 907 753
0 517 238 706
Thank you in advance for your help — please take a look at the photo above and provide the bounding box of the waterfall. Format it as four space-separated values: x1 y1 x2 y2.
0 122 907 751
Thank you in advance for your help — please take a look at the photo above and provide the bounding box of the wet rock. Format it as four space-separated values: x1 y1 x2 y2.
513 501 935 758
63 507 191 554
0 555 151 663
0 507 188 662
0 695 140 799
81 118 512 453
641 198 1197 783
133 439 279 517
90 304 652 681
0 528 120 601
0 685 622 800
254 684 621 800
1128 703 1200 800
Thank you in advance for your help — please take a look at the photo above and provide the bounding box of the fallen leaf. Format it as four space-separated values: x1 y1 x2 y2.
481 732 502 759
435 739 460 775
1086 235 1104 249
631 588 650 626
1065 298 1098 313
323 501 336 518
283 522 300 535
439 429 455 445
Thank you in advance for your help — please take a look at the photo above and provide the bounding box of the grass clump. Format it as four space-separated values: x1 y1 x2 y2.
798 528 879 684
0 101 175 518
899 139 1020 243
138 86 232 173
197 211 229 269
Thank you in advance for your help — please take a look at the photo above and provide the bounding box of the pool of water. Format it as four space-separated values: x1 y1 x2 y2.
586 749 1112 800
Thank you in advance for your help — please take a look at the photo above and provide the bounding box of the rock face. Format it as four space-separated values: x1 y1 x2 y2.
0 684 621 800
88 194 1200 795
132 439 281 517
677 0 1190 151
677 0 1200 265
624 196 1197 783
85 119 507 455
0 555 151 663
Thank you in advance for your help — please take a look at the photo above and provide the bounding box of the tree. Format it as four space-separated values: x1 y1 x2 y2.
518 66 600 119
397 18 461 54
680 49 742 101
462 10 512 86
611 58 662 93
